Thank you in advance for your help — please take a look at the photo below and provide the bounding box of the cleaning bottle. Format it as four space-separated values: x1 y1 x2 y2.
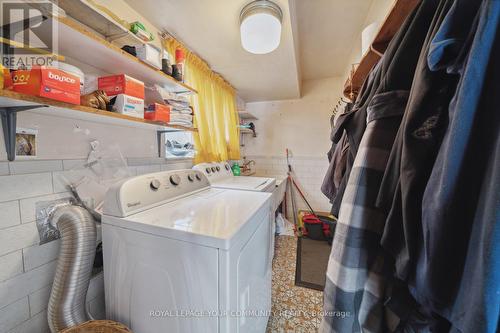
175 47 185 82
161 49 172 76
231 163 241 176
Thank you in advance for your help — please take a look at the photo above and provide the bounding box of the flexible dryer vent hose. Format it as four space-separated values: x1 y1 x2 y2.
47 206 97 333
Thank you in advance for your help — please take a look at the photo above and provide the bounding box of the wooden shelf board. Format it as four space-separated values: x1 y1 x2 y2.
55 0 149 47
238 111 258 121
343 49 381 98
54 16 196 94
240 128 255 135
375 0 421 45
56 0 134 41
343 0 421 99
24 6 196 95
0 90 197 132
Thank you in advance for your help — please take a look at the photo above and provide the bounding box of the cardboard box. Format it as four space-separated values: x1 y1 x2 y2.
144 103 170 123
98 74 144 99
2 68 13 90
112 94 144 118
135 44 162 69
11 67 80 104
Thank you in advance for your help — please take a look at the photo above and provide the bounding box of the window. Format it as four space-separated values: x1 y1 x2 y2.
164 131 195 159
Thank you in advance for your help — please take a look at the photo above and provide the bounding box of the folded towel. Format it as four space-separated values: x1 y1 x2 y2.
170 109 193 115
170 114 193 122
145 84 190 106
166 100 190 109
169 120 193 127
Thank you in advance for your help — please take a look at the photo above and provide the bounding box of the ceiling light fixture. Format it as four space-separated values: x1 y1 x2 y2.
240 0 283 54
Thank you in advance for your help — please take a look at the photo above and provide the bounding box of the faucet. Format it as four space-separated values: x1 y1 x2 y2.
241 160 256 173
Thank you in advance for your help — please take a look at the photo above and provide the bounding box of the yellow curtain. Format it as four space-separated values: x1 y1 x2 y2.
163 38 240 163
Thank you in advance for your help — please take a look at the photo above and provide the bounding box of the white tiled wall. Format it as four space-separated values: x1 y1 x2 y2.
245 155 331 213
239 78 343 216
0 157 193 333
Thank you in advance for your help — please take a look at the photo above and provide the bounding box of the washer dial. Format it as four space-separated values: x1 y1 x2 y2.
150 179 161 190
169 175 181 186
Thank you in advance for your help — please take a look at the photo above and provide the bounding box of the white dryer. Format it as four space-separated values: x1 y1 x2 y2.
194 162 279 258
102 169 273 333
193 162 276 193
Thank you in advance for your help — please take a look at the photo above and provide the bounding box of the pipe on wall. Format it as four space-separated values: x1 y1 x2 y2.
47 205 97 333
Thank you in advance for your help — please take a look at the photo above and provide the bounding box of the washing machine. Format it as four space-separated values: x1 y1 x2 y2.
102 169 273 333
193 162 276 193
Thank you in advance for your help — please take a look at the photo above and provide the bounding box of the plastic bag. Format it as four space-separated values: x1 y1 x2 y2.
58 141 130 218
275 213 294 236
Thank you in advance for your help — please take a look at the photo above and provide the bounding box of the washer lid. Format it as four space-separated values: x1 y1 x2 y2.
103 188 272 249
211 176 276 192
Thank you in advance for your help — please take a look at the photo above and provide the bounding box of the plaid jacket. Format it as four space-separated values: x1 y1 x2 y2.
320 91 409 333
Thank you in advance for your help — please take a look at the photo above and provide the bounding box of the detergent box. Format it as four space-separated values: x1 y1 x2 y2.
112 94 144 118
98 74 144 99
144 103 171 123
11 67 81 104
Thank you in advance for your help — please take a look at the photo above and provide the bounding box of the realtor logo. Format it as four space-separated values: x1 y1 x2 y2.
1 0 58 68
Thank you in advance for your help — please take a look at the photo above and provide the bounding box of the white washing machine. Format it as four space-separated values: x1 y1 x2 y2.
102 169 273 333
193 162 276 193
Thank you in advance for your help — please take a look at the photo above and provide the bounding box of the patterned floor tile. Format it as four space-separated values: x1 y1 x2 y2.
267 236 323 332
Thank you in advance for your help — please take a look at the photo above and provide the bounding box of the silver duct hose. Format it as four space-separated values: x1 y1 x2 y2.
47 206 97 333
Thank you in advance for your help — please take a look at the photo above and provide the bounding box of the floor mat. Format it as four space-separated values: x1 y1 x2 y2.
295 237 331 291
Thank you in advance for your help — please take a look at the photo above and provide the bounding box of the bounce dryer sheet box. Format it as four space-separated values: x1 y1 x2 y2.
144 103 171 123
98 74 144 99
12 67 81 105
112 94 144 118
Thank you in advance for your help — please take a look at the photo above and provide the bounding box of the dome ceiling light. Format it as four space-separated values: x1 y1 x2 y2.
240 0 283 54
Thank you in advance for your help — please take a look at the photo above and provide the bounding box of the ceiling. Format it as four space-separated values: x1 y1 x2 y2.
125 0 375 102
296 0 375 80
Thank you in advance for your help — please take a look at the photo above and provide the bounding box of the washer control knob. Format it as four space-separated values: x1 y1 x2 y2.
211 167 216 172
150 179 161 190
225 164 231 170
206 168 211 174
187 174 194 182
170 175 181 186
216 166 220 171
195 174 202 181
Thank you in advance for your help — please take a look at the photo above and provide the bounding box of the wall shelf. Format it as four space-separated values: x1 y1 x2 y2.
2 2 198 161
0 90 196 160
24 1 197 95
0 90 197 131
55 0 148 47
238 111 258 121
343 0 421 99
52 16 196 94
240 128 256 135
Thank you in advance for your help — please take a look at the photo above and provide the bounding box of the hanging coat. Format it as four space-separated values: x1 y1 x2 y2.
328 56 383 217
321 125 349 205
376 0 465 284
418 1 500 331
321 1 440 331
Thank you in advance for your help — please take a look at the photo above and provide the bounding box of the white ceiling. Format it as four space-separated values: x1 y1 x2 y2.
297 0 375 80
125 0 374 102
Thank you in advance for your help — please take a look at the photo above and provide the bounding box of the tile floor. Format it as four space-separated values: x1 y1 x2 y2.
266 236 323 333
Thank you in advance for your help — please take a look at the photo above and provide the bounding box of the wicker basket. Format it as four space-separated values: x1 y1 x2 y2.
60 320 132 333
